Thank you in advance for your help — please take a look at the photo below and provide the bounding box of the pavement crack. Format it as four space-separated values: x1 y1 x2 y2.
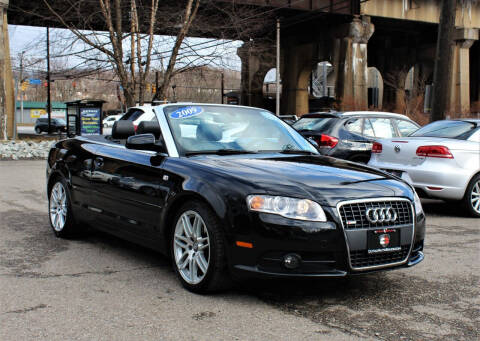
5 304 47 314
0 266 159 279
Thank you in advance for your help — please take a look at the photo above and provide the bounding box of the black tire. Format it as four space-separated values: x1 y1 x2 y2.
48 176 79 237
463 174 480 218
170 200 231 293
35 127 42 134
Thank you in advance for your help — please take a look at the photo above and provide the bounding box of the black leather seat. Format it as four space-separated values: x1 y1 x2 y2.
136 121 161 139
112 120 135 140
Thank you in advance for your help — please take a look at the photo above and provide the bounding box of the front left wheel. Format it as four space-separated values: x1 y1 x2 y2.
48 178 78 237
171 201 230 293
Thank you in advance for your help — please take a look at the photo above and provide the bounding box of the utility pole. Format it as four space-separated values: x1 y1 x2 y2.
46 27 52 133
431 0 456 122
322 62 327 97
275 18 281 116
221 72 224 104
16 51 25 140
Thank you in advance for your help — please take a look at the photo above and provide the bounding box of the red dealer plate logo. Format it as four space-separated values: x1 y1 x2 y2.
379 234 390 247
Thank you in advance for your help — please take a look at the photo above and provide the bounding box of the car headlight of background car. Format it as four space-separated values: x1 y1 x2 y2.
247 195 327 222
414 191 424 215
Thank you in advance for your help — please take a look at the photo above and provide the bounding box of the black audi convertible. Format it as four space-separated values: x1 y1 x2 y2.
46 104 425 293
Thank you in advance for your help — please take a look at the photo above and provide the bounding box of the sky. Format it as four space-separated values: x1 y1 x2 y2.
9 25 46 57
8 25 253 79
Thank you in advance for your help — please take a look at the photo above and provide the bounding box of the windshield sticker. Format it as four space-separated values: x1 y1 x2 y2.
170 106 203 119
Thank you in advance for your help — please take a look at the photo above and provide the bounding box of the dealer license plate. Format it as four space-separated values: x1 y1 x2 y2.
367 229 401 254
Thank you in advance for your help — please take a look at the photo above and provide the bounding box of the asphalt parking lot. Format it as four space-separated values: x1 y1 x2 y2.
0 160 479 341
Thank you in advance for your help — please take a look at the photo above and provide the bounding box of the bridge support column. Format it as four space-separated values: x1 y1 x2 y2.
0 0 13 140
450 28 478 114
237 42 274 108
281 44 315 116
333 16 374 111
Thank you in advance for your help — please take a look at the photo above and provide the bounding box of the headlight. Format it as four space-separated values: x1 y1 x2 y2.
247 195 327 222
414 191 423 215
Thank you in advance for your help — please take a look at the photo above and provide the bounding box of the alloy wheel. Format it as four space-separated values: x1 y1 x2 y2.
49 182 68 232
173 210 210 285
471 180 480 214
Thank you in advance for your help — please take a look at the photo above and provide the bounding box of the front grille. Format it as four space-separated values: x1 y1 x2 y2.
350 245 410 268
339 200 413 229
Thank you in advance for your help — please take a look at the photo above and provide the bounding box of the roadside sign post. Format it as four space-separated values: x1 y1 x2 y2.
65 99 106 137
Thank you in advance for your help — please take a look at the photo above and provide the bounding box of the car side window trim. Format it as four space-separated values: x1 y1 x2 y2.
153 107 180 157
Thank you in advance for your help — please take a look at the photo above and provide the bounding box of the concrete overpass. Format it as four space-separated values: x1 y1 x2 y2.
1 1 480 138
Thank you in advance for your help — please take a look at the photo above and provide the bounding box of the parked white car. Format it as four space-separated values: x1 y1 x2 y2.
368 119 480 217
118 106 156 131
103 114 122 128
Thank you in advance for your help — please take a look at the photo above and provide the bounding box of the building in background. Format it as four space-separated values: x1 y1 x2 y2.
15 101 66 125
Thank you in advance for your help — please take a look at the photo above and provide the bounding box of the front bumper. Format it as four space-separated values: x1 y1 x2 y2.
228 207 425 279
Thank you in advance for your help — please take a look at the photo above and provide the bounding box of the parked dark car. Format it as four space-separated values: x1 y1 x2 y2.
278 115 298 125
293 112 420 164
35 117 67 134
46 104 425 293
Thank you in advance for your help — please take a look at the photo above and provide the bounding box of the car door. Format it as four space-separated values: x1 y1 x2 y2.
342 118 374 157
87 140 169 245
63 139 99 224
39 118 47 132
344 117 371 144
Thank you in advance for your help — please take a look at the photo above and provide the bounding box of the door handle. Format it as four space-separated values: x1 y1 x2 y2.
94 157 104 169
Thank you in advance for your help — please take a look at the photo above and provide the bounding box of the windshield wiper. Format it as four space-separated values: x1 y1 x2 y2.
258 149 318 155
185 149 258 157
340 177 388 185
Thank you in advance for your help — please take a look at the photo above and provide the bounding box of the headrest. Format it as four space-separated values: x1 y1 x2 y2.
112 120 135 139
196 123 223 141
136 120 161 139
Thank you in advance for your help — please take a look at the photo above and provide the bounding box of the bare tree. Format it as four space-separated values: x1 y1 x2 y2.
39 0 203 107
155 0 200 100
11 0 277 108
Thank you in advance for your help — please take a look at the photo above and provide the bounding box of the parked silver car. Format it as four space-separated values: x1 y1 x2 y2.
368 119 480 217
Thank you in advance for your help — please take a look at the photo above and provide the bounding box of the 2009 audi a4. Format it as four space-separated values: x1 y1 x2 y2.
46 103 425 293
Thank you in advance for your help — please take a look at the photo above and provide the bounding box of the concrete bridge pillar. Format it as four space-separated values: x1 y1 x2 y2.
281 43 315 116
0 0 14 140
333 16 374 111
450 28 479 114
237 42 275 108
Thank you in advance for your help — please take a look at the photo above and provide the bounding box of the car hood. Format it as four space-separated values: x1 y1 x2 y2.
187 154 412 207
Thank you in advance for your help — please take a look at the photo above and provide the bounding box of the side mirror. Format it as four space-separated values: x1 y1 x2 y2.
126 133 158 151
307 137 319 149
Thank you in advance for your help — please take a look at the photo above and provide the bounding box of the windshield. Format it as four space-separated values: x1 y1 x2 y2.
410 120 476 138
163 105 318 156
292 117 336 131
55 118 66 125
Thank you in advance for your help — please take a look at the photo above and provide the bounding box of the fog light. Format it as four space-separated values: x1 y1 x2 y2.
283 253 301 269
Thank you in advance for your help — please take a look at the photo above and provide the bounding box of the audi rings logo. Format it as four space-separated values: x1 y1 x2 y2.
365 207 397 223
